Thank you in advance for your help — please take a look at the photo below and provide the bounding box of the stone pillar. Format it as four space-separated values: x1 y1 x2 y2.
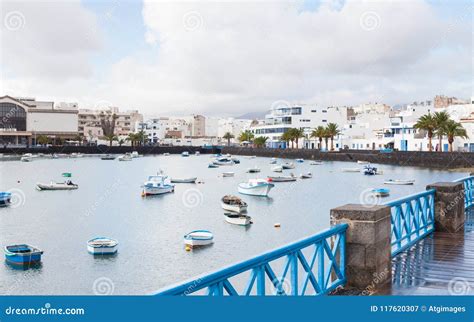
426 182 465 233
330 204 391 292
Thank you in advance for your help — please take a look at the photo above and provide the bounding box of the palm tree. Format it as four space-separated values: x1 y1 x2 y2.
223 132 234 146
280 131 292 149
74 134 85 146
326 123 340 151
103 134 118 147
290 128 305 149
323 128 331 150
37 135 49 146
441 120 467 152
118 138 126 147
414 114 437 152
311 126 326 150
238 130 254 143
433 111 450 152
253 136 268 148
135 130 147 146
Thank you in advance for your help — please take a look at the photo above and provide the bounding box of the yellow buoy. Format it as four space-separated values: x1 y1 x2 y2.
141 191 146 197
185 246 191 252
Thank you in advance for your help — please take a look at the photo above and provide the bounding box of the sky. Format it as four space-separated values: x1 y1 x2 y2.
0 0 472 117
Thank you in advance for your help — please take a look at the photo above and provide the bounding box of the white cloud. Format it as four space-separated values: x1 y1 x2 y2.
1 0 471 116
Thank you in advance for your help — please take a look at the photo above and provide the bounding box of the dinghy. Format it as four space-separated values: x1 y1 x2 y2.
0 192 11 207
195 151 200 156
163 153 170 156
131 151 140 158
238 179 275 197
181 151 190 157
341 168 361 172
208 163 219 168
384 179 415 185
295 159 304 163
221 195 248 213
4 244 43 265
362 165 377 176
272 165 283 173
309 161 323 165
372 188 390 197
270 158 277 164
184 230 214 247
224 213 252 226
20 156 34 162
222 172 235 177
267 174 297 182
357 160 370 164
247 167 261 173
231 158 240 164
170 177 197 183
142 175 175 196
282 162 295 169
118 153 133 161
101 154 115 160
300 172 312 179
87 237 118 255
36 181 78 191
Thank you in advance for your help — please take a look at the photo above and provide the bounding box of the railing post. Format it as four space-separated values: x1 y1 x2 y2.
330 204 391 293
426 182 465 233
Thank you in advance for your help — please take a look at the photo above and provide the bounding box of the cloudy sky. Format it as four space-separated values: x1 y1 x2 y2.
0 0 472 117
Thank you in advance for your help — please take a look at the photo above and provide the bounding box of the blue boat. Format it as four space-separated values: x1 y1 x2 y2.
4 244 43 265
372 188 390 197
0 192 11 207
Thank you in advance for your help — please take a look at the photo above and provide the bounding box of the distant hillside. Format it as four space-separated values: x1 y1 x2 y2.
236 111 267 120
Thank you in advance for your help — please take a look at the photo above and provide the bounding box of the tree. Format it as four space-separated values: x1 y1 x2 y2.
433 111 450 152
135 130 147 146
74 134 85 146
441 120 468 152
253 136 268 148
238 130 254 143
326 123 340 151
414 114 437 152
288 128 304 149
103 134 118 147
118 138 126 147
311 126 326 150
280 131 292 149
37 135 49 146
323 128 331 150
223 132 234 146
99 112 118 138
127 133 137 147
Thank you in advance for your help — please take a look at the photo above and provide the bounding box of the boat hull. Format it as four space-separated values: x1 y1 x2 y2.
268 176 296 182
184 231 214 247
221 202 247 213
384 180 415 185
87 245 118 255
224 214 251 226
222 172 234 177
36 183 78 190
238 183 274 197
143 185 174 195
171 178 197 183
4 245 43 265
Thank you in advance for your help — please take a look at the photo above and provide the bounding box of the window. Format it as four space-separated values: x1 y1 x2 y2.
311 110 317 113
0 103 27 131
322 120 327 123
322 110 327 113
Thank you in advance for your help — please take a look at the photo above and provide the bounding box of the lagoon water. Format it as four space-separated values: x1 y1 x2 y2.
0 154 467 295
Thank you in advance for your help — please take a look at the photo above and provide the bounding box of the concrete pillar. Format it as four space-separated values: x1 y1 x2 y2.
426 182 465 233
330 204 391 292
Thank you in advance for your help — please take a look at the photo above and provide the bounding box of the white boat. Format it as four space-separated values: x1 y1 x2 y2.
222 172 235 177
131 151 140 158
21 153 35 162
184 230 214 247
272 165 283 173
101 154 115 160
213 158 234 166
384 179 415 185
142 175 175 196
181 151 190 157
224 213 252 226
300 172 312 179
357 160 370 164
238 179 275 197
247 167 261 173
221 195 248 213
87 237 118 255
268 174 297 182
118 153 133 161
372 188 390 197
163 153 170 156
362 165 377 176
341 168 361 172
282 162 295 169
309 161 323 165
270 158 277 164
296 158 304 163
36 181 78 191
170 177 197 183
195 151 200 156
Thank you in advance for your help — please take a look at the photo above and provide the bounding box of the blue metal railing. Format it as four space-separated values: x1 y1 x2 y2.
385 190 435 257
156 224 348 296
453 176 474 209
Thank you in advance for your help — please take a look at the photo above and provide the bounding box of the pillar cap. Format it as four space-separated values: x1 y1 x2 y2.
330 204 390 221
426 182 463 193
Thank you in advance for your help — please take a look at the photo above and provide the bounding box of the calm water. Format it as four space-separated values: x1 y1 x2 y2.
0 154 467 295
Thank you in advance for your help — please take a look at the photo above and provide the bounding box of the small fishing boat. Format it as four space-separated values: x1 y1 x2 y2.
231 158 240 164
270 158 277 164
131 151 140 158
384 179 415 185
247 167 261 173
20 155 34 162
184 230 214 247
87 237 118 255
272 165 283 173
246 155 257 159
282 162 295 169
4 244 43 265
0 192 11 207
224 213 252 226
195 151 200 156
170 177 197 184
118 153 133 161
221 195 248 213
213 159 234 166
163 153 170 156
296 158 304 163
309 160 323 165
36 180 78 191
142 175 175 196
181 151 190 157
222 172 235 177
208 163 219 168
238 179 275 197
357 160 370 164
300 172 312 179
362 165 377 176
101 154 115 160
372 188 390 197
341 168 361 172
268 174 297 182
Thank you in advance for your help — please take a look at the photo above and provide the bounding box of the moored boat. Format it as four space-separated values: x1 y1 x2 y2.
272 165 283 172
221 195 248 213
163 153 170 156
247 167 261 173
296 158 304 163
0 192 11 207
170 177 197 183
270 158 277 164
267 174 297 182
195 151 200 156
101 154 115 160
384 179 415 185
231 158 240 164
184 230 214 247
118 153 133 161
341 168 361 172
309 160 323 165
282 162 295 169
131 151 140 158
372 188 390 197
357 160 370 164
238 179 275 197
181 151 190 157
36 180 78 191
300 172 312 179
142 175 175 196
21 155 34 162
362 165 377 176
224 213 252 226
87 237 118 255
222 172 235 177
4 244 43 265
208 163 219 168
